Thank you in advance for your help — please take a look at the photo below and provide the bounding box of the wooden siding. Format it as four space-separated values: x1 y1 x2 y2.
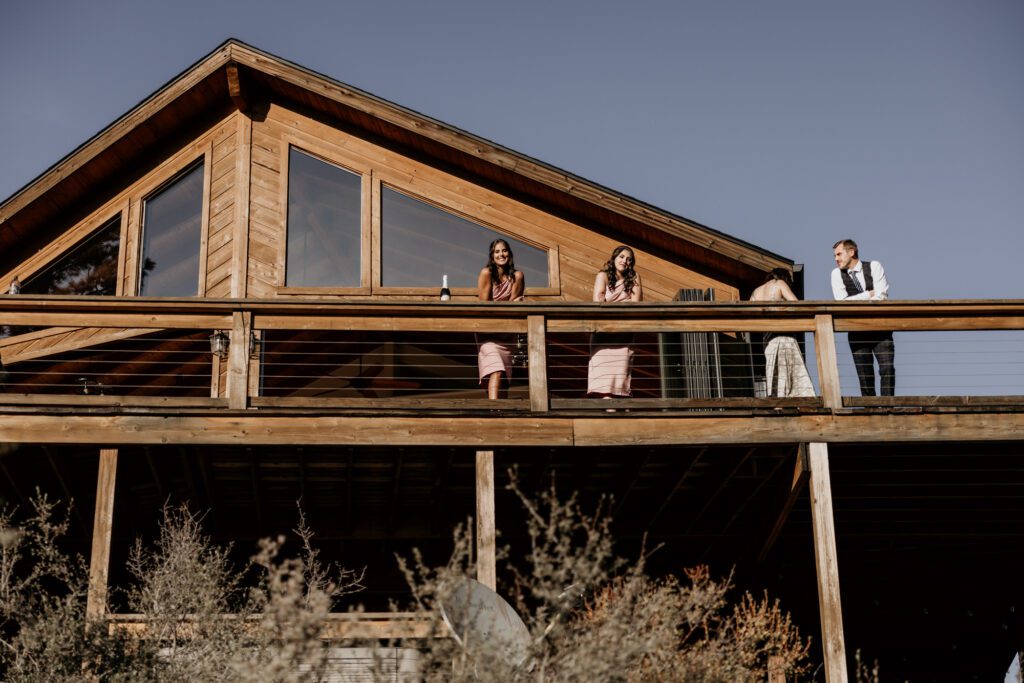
247 103 739 303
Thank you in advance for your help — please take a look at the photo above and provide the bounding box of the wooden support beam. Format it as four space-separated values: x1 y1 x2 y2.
226 63 248 112
345 449 354 536
807 442 848 682
227 311 252 409
758 444 810 564
210 353 223 398
86 448 117 622
475 450 496 590
247 449 263 535
388 449 404 536
43 446 87 532
527 315 548 412
144 447 164 502
1 412 1020 446
684 447 755 534
432 449 454 535
646 447 706 530
814 314 843 410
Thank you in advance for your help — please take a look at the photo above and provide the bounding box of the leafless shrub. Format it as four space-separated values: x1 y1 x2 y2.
0 497 364 681
395 468 811 681
0 493 149 682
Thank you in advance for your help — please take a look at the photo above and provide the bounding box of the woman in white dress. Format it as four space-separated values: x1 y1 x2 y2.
588 246 642 398
750 268 815 398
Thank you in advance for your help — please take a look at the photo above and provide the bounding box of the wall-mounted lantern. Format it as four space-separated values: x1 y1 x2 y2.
209 331 230 360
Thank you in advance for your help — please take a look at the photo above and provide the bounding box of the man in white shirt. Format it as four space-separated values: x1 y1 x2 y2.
831 239 894 396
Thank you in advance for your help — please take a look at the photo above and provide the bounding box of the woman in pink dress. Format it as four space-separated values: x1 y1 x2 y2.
588 246 643 398
477 239 525 399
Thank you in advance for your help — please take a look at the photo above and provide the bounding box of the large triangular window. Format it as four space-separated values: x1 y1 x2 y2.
380 186 548 289
21 216 121 296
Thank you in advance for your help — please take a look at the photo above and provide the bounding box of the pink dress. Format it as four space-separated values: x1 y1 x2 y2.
478 277 518 383
587 279 634 397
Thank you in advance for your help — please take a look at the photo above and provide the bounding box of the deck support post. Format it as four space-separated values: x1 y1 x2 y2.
86 448 118 622
228 311 252 409
475 450 496 590
814 315 843 410
808 441 848 682
527 315 549 412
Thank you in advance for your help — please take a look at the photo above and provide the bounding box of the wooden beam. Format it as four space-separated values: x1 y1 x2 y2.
475 450 496 590
43 447 87 531
255 315 527 333
683 447 755 534
528 315 548 413
807 442 848 682
0 412 1019 446
546 319 816 333
86 448 118 621
225 63 248 113
144 447 164 502
646 448 706 530
227 311 252 409
758 444 810 563
814 314 843 410
247 449 264 535
388 449 404 536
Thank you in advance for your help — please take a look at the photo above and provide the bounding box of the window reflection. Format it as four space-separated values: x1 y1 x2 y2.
285 148 361 287
139 162 204 296
381 187 548 288
22 216 121 295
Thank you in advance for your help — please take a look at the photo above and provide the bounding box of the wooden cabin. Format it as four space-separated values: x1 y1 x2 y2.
1 40 1022 681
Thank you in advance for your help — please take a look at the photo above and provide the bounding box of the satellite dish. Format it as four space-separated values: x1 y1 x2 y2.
439 577 531 667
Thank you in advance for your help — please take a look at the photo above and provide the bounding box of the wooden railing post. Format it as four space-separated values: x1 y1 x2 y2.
527 315 548 412
808 442 849 682
228 311 252 409
814 314 843 410
475 450 496 590
86 448 118 622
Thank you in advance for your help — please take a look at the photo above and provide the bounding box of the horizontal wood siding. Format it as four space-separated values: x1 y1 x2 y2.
205 117 240 297
248 104 738 302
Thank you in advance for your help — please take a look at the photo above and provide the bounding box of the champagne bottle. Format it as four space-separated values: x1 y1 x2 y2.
439 274 451 301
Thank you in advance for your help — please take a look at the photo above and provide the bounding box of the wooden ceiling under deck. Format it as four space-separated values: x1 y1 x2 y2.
1 440 1022 680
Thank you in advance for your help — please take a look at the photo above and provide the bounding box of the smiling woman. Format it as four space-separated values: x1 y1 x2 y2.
380 186 547 289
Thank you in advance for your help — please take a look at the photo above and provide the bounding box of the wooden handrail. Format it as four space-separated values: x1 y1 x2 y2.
1 297 1021 413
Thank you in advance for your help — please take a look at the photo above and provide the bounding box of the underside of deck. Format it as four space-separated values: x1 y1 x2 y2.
1 437 1021 681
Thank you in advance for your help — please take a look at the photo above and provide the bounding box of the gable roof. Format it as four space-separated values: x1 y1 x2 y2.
0 39 792 284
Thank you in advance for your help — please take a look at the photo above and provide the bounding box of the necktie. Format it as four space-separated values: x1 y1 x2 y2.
848 270 863 293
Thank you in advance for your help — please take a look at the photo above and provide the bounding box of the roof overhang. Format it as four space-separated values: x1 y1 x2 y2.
0 39 792 285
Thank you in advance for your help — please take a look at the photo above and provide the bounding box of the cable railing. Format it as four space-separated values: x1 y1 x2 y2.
0 297 1021 412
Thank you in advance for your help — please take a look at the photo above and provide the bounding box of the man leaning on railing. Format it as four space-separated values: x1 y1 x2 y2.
830 239 894 397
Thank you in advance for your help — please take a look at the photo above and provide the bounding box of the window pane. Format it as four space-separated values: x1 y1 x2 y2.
22 216 121 295
139 163 204 296
381 187 548 288
286 148 361 287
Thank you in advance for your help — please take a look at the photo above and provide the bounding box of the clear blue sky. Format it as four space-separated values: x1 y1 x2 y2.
1 0 1022 301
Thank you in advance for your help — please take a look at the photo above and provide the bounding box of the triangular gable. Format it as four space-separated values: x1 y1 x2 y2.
0 39 792 286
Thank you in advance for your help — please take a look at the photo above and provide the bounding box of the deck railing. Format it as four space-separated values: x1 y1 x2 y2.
1 296 1022 412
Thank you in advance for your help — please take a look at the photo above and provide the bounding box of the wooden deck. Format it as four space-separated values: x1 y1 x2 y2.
1 296 1023 680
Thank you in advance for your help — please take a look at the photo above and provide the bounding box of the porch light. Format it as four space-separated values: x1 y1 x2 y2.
209 331 230 359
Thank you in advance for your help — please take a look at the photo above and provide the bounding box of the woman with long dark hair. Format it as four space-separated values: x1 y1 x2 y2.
477 239 525 399
750 268 815 397
588 246 642 398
